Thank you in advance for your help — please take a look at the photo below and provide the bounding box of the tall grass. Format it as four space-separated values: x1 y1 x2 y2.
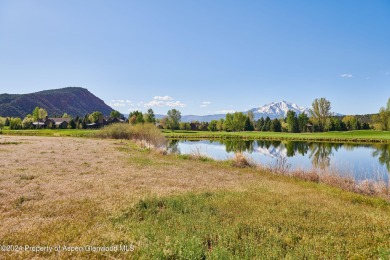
98 123 167 149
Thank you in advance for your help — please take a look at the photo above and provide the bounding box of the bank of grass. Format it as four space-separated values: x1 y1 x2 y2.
163 129 390 143
1 136 390 258
1 128 98 137
113 189 390 259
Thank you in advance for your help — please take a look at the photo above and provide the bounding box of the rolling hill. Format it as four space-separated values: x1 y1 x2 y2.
0 87 113 118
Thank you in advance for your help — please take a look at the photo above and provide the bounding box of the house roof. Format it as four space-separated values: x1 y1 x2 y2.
49 118 71 123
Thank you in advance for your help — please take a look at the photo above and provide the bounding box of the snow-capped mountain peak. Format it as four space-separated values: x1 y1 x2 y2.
249 101 310 119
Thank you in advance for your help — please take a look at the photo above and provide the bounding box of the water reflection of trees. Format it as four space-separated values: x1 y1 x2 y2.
372 144 390 172
308 143 334 169
167 139 390 174
224 140 254 153
167 139 180 154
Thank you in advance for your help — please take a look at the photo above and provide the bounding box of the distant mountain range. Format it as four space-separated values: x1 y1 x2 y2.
157 101 322 122
0 87 113 118
248 101 311 120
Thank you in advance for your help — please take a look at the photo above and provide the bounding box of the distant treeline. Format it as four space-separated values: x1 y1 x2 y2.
1 97 390 133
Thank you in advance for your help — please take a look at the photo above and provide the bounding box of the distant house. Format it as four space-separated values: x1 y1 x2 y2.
104 117 126 125
86 122 99 128
32 120 47 128
32 117 71 129
49 118 71 129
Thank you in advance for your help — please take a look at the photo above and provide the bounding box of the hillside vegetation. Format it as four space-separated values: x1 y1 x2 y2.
0 87 113 118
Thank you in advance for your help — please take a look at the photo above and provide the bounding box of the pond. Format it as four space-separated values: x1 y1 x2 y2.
168 139 390 183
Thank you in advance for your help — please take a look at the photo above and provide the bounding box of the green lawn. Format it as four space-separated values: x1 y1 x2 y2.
2 128 390 143
0 129 99 137
163 130 390 143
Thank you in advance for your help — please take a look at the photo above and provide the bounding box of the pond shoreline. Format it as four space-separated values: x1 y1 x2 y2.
164 130 390 144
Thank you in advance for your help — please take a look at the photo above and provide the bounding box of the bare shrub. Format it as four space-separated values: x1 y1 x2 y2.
291 169 320 183
268 156 290 174
98 123 166 150
98 123 133 139
231 153 256 168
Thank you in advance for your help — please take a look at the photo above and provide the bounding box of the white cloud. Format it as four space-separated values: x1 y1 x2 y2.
144 97 186 108
340 73 353 78
153 96 173 101
110 102 126 107
128 108 141 112
144 100 165 107
216 109 236 114
200 101 212 108
166 101 186 107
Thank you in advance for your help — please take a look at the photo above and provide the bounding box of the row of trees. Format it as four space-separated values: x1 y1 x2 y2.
0 107 126 130
154 98 371 132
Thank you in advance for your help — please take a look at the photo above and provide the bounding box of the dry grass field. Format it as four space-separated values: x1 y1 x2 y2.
1 135 390 259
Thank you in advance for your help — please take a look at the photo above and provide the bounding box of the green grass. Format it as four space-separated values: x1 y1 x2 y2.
3 128 390 143
163 129 390 143
112 189 390 259
1 129 99 137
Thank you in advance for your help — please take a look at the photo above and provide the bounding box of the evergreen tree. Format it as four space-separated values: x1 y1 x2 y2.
244 117 254 131
298 112 309 132
262 117 271 131
270 118 282 132
257 117 265 131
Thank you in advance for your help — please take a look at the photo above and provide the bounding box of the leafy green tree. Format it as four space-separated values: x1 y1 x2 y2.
208 120 218 131
372 98 390 131
298 112 309 132
232 112 247 131
216 119 224 131
39 108 48 119
270 118 282 132
62 113 71 118
179 122 191 130
198 122 208 131
309 98 332 131
89 111 103 123
110 110 122 118
32 107 48 120
10 118 22 130
32 107 40 121
286 111 299 133
129 110 144 124
22 114 34 129
224 113 234 132
167 109 181 131
144 108 156 123
0 117 5 129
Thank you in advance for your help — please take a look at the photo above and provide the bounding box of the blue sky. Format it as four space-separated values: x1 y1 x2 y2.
0 0 389 115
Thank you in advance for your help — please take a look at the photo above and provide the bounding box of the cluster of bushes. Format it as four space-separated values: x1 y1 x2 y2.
97 123 166 149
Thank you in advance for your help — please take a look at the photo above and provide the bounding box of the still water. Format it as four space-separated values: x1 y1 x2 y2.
168 139 390 183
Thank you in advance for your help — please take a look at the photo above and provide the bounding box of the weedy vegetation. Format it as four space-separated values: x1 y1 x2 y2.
1 135 390 259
